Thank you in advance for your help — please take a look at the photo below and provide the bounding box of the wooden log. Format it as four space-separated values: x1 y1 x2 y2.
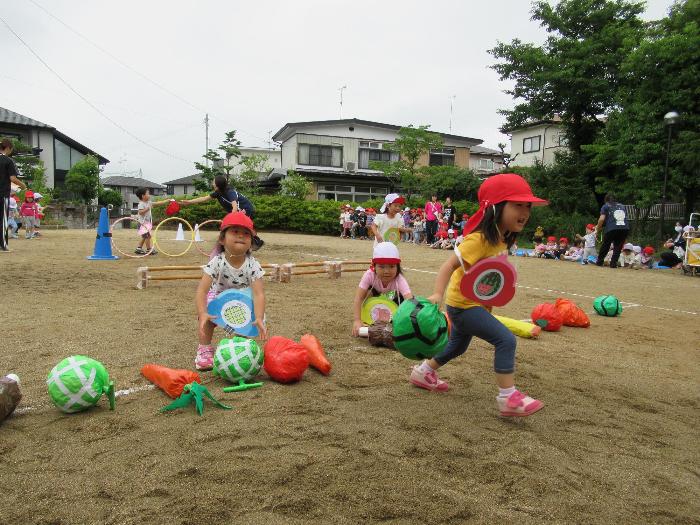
148 274 202 281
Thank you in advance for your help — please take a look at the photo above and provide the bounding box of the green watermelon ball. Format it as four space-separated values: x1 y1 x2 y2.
593 295 623 317
47 355 112 413
214 337 264 383
392 297 449 360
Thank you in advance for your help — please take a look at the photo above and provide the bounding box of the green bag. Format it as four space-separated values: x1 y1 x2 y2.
593 295 622 317
392 297 449 360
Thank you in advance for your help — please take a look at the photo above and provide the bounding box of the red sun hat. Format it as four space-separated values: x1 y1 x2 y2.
462 174 548 236
25 190 34 199
559 237 569 243
586 223 596 230
643 246 655 255
547 236 557 242
220 211 256 236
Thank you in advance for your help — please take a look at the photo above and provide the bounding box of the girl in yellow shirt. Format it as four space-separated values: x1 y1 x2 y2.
409 174 548 417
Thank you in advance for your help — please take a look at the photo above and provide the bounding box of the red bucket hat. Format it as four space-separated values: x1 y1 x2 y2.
559 237 569 243
25 190 35 200
220 211 256 236
547 236 557 242
462 174 548 236
586 223 596 230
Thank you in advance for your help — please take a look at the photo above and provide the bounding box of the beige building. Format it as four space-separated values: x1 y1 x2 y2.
469 145 506 176
271 118 482 202
507 116 567 167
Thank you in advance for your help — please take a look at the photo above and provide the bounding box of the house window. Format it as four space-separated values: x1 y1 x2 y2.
523 136 541 153
358 142 398 169
166 185 174 194
298 144 342 167
553 133 568 147
55 139 71 170
317 185 388 202
429 148 455 166
477 159 495 170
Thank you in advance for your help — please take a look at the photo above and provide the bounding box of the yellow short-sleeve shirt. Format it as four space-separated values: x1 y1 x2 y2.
445 232 507 310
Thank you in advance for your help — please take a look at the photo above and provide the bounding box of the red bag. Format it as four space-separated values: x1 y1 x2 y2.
300 334 331 375
531 303 563 332
141 364 201 398
165 200 180 216
263 336 309 383
554 298 590 328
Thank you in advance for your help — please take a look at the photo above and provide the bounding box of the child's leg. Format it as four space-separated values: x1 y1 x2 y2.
195 319 216 370
198 319 216 345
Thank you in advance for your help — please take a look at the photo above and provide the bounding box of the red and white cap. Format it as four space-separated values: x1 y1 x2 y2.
372 242 400 265
462 174 548 236
220 211 256 236
380 193 405 213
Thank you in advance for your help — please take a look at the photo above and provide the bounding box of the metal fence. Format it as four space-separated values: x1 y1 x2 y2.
621 203 686 220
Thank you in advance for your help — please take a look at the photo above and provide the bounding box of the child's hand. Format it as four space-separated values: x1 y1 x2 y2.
253 319 268 342
352 319 363 337
427 293 442 305
375 234 383 243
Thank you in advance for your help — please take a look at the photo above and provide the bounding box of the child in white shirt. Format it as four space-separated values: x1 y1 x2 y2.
371 193 412 246
575 223 598 264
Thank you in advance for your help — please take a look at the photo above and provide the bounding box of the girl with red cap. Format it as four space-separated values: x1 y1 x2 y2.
19 191 39 240
194 211 267 370
575 224 598 265
409 173 547 417
352 242 413 336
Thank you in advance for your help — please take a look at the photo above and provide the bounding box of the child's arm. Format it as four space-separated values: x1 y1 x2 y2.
352 287 369 336
427 254 463 305
195 274 216 339
251 278 267 341
370 222 382 243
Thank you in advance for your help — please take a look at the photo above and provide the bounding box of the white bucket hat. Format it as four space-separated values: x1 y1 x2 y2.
623 242 634 251
372 242 400 265
380 193 405 213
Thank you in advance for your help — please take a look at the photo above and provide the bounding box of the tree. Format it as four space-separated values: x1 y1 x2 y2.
279 170 313 200
587 0 700 217
498 142 518 170
235 153 269 196
192 130 242 194
98 187 123 208
65 154 100 203
490 0 646 201
371 125 443 198
8 138 47 191
417 166 480 201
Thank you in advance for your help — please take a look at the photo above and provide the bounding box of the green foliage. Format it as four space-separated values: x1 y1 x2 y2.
98 187 123 208
6 138 47 192
279 170 313 200
65 155 100 203
371 125 443 198
235 153 268 196
417 166 480 201
192 130 243 194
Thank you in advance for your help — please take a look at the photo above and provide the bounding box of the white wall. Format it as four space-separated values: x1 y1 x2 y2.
227 148 281 174
510 123 568 167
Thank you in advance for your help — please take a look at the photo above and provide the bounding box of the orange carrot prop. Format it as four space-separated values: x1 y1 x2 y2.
300 334 332 375
141 364 201 399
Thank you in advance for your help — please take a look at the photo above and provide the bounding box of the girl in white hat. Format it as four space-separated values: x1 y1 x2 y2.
352 242 413 336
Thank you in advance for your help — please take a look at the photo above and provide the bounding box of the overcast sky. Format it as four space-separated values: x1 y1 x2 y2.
2 0 674 184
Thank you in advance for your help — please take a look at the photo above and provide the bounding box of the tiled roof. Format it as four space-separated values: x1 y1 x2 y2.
101 175 164 189
162 174 201 185
0 107 52 128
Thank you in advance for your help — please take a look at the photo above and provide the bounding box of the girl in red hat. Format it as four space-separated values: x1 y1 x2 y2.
410 173 547 417
194 211 267 370
19 191 39 240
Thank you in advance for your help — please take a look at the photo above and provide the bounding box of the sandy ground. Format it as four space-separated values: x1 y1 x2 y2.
1 229 699 525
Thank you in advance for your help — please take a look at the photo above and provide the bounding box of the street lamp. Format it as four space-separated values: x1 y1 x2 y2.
659 111 680 242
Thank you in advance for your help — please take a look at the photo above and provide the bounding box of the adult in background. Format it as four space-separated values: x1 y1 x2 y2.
0 138 28 252
183 175 262 249
442 196 457 230
595 193 630 268
424 194 442 245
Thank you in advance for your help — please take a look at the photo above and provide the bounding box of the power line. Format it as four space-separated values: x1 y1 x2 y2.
27 0 272 145
0 13 191 163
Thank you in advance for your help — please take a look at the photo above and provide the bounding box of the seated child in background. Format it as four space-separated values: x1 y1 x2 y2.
556 237 569 259
640 246 655 269
442 229 457 250
630 245 643 269
430 227 449 249
575 223 598 265
194 212 267 370
534 241 546 257
543 236 559 259
563 240 584 261
621 243 635 268
352 242 413 336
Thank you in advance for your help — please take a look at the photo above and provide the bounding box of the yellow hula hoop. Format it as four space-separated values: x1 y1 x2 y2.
110 216 154 258
153 217 195 257
194 219 223 256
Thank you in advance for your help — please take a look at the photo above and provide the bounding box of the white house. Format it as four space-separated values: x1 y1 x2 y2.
270 118 483 202
0 106 109 188
469 145 505 176
507 116 567 167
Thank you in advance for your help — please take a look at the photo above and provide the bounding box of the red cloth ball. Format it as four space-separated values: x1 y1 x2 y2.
165 200 180 216
531 303 563 332
263 336 309 383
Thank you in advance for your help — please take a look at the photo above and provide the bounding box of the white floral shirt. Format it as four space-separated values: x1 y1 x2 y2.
203 253 264 294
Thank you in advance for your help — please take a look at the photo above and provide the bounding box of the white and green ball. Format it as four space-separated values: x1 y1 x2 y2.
214 337 264 383
47 355 111 413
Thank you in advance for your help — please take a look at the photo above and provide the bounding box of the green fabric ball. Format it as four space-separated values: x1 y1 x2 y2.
593 295 623 317
47 356 113 413
392 297 449 360
214 337 264 383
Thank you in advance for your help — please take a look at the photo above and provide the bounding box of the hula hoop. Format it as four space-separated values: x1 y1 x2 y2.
194 219 223 256
110 216 153 258
153 217 194 257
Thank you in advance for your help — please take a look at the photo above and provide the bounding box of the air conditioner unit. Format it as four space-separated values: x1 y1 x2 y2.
347 162 356 172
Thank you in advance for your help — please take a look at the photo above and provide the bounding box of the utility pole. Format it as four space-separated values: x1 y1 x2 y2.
204 113 210 167
339 85 347 119
449 95 456 132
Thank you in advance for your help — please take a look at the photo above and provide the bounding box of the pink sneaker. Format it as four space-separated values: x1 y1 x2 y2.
195 344 214 371
409 365 449 392
497 390 544 417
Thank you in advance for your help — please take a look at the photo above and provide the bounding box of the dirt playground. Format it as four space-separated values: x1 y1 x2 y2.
1 229 698 524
